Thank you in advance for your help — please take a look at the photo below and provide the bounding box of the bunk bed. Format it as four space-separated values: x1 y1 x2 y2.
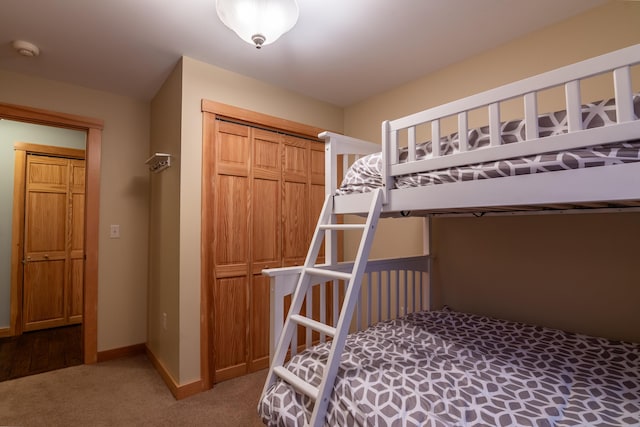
258 44 640 427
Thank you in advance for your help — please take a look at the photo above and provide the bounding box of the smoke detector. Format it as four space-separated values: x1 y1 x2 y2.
12 40 40 57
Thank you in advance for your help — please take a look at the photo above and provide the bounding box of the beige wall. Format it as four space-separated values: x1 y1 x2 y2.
343 1 640 341
151 57 344 384
148 62 183 380
0 70 150 351
431 213 640 342
346 1 640 136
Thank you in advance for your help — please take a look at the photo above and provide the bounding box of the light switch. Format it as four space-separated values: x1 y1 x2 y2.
110 224 120 238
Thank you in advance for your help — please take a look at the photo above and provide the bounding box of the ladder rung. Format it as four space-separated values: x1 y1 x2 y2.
291 314 336 337
305 267 352 281
273 366 319 400
318 224 366 230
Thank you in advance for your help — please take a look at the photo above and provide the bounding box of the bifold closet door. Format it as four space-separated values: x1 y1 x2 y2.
250 129 281 371
212 121 251 382
207 116 325 381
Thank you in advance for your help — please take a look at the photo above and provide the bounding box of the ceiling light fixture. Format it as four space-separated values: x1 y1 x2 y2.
216 0 299 49
12 40 40 57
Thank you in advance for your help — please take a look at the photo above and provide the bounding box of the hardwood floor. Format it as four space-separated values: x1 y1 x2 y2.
0 325 82 382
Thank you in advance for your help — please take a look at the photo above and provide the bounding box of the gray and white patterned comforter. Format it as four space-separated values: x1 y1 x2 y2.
259 308 640 426
336 95 640 195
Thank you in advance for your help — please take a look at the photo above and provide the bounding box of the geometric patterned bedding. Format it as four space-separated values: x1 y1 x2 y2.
336 95 640 195
258 308 640 426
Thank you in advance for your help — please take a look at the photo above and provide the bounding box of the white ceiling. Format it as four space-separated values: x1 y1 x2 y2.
0 0 609 107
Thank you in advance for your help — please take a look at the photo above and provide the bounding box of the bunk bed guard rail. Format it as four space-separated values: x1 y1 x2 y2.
263 255 430 360
382 44 640 202
322 44 640 205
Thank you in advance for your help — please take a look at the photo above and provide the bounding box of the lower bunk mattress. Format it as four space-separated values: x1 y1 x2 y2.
259 308 640 426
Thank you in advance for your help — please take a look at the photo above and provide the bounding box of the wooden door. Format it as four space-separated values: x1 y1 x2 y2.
23 154 84 331
250 129 281 371
212 121 251 382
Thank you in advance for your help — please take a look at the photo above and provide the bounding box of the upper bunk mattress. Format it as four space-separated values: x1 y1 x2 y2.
258 308 640 427
337 95 640 195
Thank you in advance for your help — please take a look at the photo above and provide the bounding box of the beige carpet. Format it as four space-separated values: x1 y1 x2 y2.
0 354 267 426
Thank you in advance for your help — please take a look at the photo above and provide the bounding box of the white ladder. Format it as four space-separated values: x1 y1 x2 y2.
261 188 383 427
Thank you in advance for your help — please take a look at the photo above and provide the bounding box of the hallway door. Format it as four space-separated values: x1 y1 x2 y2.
22 153 85 331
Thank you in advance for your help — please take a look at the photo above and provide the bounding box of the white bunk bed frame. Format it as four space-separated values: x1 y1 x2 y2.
325 44 640 216
260 44 640 427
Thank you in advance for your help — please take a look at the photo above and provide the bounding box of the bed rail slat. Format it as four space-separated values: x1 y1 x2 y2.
394 270 399 317
458 112 468 152
408 127 417 162
306 287 313 347
565 80 582 132
489 102 501 147
431 119 441 157
319 282 327 342
390 128 398 164
524 92 539 140
363 272 375 328
332 279 339 328
614 66 634 123
413 273 419 312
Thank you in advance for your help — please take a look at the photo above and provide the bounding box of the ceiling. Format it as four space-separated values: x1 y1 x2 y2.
0 0 610 107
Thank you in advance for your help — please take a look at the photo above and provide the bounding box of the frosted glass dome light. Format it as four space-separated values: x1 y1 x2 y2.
216 0 299 49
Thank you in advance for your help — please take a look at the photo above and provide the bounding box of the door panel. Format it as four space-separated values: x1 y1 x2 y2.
26 191 67 253
23 260 66 330
282 140 307 183
214 175 249 269
310 143 325 186
252 178 280 272
216 121 250 176
214 276 248 382
282 181 308 266
249 273 270 371
69 259 84 323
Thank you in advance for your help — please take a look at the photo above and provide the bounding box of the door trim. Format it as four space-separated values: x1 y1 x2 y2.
1 101 102 364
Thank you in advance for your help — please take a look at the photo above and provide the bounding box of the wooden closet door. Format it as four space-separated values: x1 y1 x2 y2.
203 108 325 383
250 129 281 371
23 154 84 331
212 121 251 382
